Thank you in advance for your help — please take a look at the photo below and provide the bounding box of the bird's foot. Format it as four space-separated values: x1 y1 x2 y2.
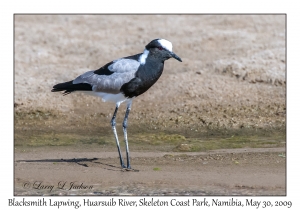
121 167 139 172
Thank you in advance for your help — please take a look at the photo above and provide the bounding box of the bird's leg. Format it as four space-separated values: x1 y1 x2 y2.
122 100 132 169
111 102 125 168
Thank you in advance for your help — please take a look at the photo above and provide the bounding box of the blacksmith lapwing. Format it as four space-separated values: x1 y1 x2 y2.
51 38 182 170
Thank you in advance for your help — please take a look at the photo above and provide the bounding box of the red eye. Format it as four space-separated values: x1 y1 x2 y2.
158 47 163 50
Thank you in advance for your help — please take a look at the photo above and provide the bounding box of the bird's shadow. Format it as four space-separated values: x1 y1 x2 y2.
16 158 128 171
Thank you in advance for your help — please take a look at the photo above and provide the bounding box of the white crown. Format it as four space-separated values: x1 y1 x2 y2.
158 39 173 52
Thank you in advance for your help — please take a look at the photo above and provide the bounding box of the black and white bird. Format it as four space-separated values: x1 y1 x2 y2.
51 38 182 170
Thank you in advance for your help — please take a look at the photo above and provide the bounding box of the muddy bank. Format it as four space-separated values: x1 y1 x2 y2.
15 147 286 196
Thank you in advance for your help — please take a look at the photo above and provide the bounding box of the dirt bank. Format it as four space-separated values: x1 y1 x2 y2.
14 15 285 134
15 146 286 196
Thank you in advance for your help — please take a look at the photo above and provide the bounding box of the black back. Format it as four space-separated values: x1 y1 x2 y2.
94 62 114 75
93 53 141 75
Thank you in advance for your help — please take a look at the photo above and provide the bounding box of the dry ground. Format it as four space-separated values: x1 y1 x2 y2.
14 15 286 195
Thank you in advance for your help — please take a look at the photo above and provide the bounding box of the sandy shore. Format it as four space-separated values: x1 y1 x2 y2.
15 146 285 196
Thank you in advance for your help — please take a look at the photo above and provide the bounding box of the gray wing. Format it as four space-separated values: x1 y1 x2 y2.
73 58 140 94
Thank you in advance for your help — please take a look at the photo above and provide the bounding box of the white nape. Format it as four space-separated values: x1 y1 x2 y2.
139 49 149 65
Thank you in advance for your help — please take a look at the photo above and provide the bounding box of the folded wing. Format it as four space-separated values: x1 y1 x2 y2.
54 57 141 95
73 59 140 94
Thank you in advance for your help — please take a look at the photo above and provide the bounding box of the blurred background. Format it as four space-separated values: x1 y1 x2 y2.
14 15 286 150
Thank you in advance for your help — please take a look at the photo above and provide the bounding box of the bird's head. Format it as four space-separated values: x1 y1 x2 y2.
145 38 182 62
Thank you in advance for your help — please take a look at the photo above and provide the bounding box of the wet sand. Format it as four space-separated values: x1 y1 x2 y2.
15 146 285 196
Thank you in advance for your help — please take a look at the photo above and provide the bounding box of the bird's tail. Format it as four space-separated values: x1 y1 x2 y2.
51 80 92 95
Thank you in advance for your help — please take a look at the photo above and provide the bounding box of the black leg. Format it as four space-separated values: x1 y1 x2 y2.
111 103 125 168
122 100 132 169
